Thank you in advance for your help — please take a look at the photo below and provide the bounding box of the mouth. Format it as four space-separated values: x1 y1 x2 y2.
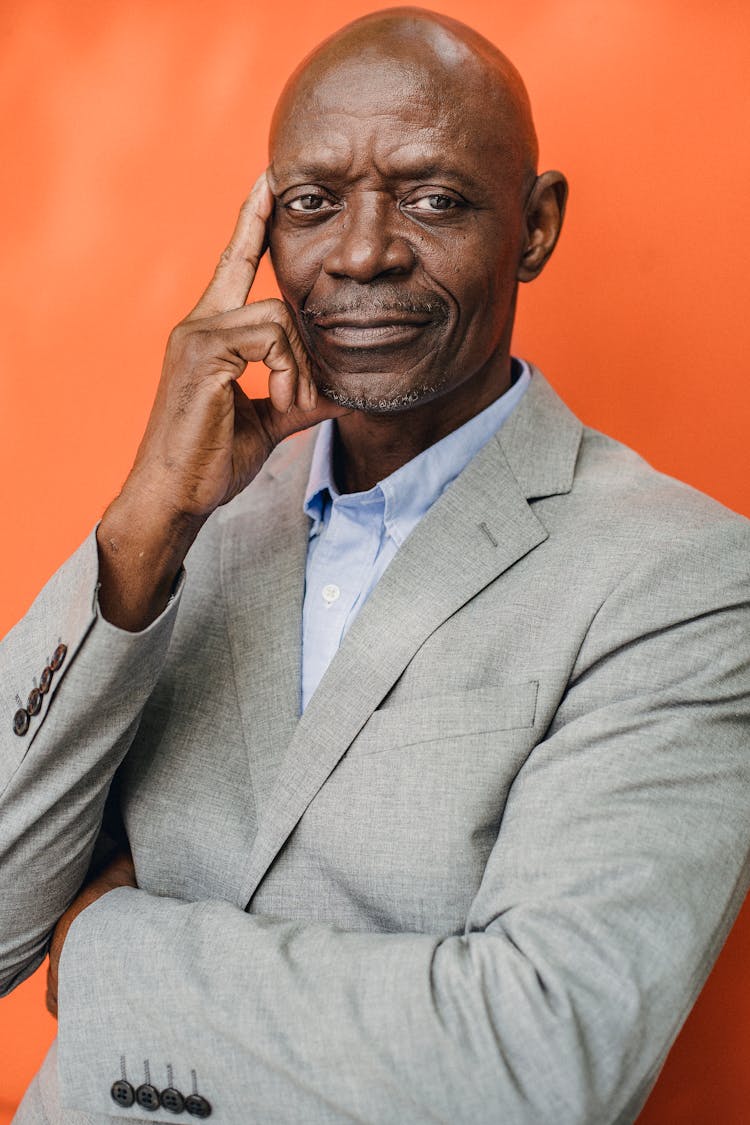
310 313 433 349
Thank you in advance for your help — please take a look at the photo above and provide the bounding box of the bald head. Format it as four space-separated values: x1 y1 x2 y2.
270 7 539 191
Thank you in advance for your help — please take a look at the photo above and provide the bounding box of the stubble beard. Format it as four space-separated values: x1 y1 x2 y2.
300 293 451 413
314 375 446 413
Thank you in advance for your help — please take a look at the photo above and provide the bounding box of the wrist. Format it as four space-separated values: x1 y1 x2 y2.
96 485 204 631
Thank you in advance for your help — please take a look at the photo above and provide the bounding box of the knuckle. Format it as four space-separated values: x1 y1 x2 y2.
265 297 287 318
167 323 215 370
267 320 287 347
272 299 295 335
171 325 197 360
240 248 261 273
182 327 216 364
165 324 188 361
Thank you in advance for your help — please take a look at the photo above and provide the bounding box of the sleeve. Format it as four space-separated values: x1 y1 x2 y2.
55 531 750 1125
0 528 184 995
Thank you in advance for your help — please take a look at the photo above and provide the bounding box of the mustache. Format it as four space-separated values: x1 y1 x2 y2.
300 294 449 322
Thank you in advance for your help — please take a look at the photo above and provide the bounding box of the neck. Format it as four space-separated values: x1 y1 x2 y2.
332 352 513 494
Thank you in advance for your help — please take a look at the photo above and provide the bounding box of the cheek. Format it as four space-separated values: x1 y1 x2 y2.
423 222 513 301
268 228 319 304
444 246 520 356
437 248 510 320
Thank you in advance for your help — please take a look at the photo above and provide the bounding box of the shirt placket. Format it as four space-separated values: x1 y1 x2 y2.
302 493 384 707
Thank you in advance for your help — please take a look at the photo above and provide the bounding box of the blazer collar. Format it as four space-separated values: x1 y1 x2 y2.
219 368 582 904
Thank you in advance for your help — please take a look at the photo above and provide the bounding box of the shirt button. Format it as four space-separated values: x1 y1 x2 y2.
322 583 341 605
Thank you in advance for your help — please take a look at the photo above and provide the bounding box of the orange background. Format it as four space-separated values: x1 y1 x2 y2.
1 0 749 1119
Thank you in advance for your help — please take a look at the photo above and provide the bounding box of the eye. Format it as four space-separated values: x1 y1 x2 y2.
404 193 462 213
286 194 336 213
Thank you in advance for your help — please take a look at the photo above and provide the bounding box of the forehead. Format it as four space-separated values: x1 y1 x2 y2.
271 53 508 183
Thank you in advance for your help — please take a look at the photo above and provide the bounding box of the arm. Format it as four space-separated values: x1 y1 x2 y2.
0 174 342 994
45 849 137 1019
56 539 750 1124
0 532 184 994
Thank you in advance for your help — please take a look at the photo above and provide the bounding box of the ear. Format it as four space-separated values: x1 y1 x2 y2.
517 171 568 283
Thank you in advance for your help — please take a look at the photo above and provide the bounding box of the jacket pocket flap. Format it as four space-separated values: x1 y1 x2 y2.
350 681 539 756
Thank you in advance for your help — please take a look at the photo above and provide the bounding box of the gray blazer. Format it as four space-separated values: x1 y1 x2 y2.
2 370 750 1124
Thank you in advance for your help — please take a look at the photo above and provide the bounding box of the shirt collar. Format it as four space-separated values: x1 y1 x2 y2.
303 359 531 543
303 416 338 534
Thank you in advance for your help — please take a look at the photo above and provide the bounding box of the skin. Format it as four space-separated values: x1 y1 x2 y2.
46 8 567 1015
268 9 565 489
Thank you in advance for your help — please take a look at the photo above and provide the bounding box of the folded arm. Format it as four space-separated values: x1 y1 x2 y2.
0 530 184 995
56 545 750 1125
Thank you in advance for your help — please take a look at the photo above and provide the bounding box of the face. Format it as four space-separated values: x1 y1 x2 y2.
267 50 531 413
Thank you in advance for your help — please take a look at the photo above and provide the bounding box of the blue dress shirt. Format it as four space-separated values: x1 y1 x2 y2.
301 361 531 710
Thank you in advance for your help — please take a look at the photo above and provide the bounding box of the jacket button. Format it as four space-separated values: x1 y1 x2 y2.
27 688 42 716
39 666 53 694
161 1087 186 1113
13 709 30 736
110 1079 135 1107
185 1093 212 1117
136 1083 161 1111
50 643 67 671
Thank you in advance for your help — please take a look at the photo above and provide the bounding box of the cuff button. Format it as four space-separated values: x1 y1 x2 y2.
161 1087 186 1113
136 1083 161 1111
39 666 53 694
185 1093 212 1118
50 643 67 671
110 1079 135 1107
27 688 42 716
13 709 30 736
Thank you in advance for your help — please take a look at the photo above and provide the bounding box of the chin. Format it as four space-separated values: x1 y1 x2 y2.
314 369 447 414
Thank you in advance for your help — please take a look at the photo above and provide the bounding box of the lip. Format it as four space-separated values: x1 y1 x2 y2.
312 314 432 348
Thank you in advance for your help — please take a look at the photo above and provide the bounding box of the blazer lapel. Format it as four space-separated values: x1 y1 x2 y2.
219 432 315 818
240 368 583 905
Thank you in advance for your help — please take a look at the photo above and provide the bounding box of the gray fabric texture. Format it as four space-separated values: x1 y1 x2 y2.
2 369 749 1124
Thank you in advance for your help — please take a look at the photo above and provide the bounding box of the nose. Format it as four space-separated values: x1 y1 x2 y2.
322 192 415 282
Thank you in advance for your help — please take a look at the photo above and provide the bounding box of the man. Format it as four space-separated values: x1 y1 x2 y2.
2 7 749 1123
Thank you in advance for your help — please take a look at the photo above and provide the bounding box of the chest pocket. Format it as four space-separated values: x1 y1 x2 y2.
348 680 539 757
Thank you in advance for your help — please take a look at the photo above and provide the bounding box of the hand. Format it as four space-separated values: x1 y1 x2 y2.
46 850 137 1019
96 173 347 630
129 171 344 520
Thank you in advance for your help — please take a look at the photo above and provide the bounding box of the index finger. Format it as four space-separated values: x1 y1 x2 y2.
187 172 274 321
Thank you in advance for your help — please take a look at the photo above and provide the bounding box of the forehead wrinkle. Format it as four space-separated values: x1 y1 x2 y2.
271 56 444 155
272 141 354 184
274 90 438 152
274 115 452 186
274 116 509 199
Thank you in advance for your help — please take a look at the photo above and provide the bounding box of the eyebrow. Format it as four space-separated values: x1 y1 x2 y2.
273 162 343 185
388 161 484 188
273 159 486 194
